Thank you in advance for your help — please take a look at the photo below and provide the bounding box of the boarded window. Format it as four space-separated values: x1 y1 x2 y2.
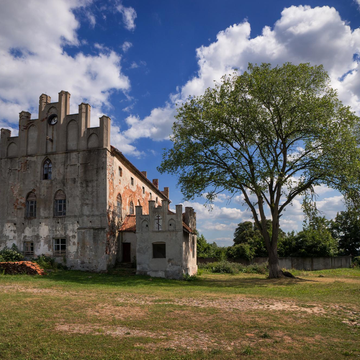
54 239 66 256
24 242 34 256
43 159 52 180
129 201 134 215
54 190 66 217
25 192 36 218
153 243 166 258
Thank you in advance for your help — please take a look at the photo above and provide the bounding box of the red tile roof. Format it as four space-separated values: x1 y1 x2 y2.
119 215 136 232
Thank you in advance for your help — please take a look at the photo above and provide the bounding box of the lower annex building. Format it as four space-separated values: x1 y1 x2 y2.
0 91 197 279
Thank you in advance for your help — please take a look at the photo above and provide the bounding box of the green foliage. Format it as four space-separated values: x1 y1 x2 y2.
159 62 360 277
32 255 60 270
0 244 24 262
352 256 360 268
226 243 255 261
278 216 338 257
230 220 285 259
199 261 268 275
330 209 360 256
183 273 198 281
196 233 226 260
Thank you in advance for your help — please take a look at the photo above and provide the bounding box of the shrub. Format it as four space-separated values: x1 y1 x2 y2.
0 244 24 262
352 256 360 268
199 261 268 275
32 255 58 270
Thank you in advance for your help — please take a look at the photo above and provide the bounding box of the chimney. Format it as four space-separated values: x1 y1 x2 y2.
141 171 147 178
162 187 169 199
152 179 159 189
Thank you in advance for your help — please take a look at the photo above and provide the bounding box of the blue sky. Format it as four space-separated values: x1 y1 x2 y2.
1 0 360 246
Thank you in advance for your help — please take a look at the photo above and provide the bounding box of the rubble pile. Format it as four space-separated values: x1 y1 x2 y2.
0 261 46 275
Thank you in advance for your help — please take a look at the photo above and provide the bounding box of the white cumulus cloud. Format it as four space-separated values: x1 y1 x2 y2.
121 5 360 149
117 4 137 31
0 0 130 133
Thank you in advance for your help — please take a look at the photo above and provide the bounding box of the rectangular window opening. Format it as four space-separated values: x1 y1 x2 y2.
24 242 34 256
54 238 66 257
131 177 134 186
153 243 166 258
55 199 66 217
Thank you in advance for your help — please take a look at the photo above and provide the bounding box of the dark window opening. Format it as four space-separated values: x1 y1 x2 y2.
131 177 134 186
119 167 122 177
24 242 34 256
153 243 166 258
25 192 36 218
43 159 52 180
54 238 66 256
54 190 66 217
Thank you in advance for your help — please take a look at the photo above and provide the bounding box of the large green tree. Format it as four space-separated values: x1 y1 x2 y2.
159 63 360 278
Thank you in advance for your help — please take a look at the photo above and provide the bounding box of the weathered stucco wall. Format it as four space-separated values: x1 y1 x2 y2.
0 92 110 271
136 201 197 279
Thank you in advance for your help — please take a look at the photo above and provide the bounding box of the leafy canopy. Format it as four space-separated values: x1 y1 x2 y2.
159 63 360 275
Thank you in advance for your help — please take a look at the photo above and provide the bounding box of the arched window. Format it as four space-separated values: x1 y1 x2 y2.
43 159 52 180
129 201 134 215
54 190 66 217
25 192 36 218
117 194 122 218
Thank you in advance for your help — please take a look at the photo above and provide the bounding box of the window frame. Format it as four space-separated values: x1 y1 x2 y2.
23 241 34 256
25 192 37 218
53 238 66 257
54 190 66 217
43 159 52 180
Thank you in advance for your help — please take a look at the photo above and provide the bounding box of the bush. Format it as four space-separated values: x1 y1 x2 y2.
32 255 59 270
0 244 24 262
199 260 268 275
352 256 360 268
227 243 255 261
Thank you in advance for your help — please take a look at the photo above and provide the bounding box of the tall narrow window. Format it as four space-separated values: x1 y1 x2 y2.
43 159 52 180
119 167 122 177
54 190 66 217
129 201 134 215
131 177 134 186
25 192 36 218
117 194 122 218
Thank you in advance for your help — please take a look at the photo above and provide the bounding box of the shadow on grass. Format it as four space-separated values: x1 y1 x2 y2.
38 267 310 290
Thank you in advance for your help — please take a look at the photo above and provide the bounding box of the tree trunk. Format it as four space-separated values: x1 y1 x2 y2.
268 246 282 278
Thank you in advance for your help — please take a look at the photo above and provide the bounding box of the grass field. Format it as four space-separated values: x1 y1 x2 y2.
0 267 359 359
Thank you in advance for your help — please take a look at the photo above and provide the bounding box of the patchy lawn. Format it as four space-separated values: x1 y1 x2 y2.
0 268 359 359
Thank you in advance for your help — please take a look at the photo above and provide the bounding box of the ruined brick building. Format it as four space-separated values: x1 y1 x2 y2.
0 91 197 279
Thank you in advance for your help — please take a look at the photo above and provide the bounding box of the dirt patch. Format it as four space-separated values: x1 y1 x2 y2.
89 304 147 320
115 293 327 314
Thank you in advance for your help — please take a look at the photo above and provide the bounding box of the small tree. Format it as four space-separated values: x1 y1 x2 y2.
331 209 360 256
159 63 360 278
